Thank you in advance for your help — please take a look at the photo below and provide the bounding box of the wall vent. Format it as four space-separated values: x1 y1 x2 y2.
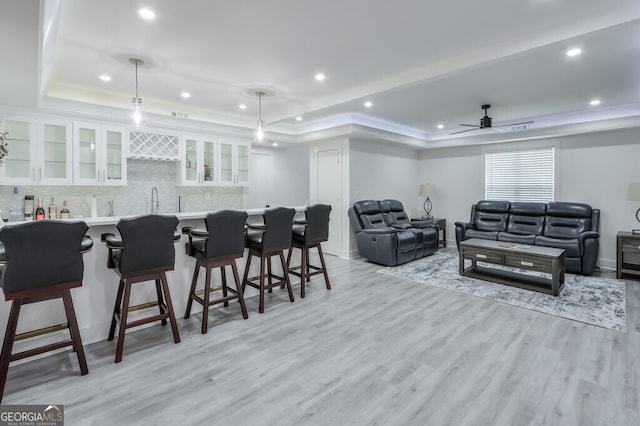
171 111 189 119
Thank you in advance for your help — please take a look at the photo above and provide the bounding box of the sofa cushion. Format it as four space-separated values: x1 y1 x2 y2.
396 230 418 251
535 236 581 257
474 211 509 232
498 232 536 245
506 202 546 236
380 199 411 225
465 229 499 240
543 216 591 239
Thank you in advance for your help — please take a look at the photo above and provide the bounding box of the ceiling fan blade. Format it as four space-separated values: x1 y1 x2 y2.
450 127 481 135
494 120 534 128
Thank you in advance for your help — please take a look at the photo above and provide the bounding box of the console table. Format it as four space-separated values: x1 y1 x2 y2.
459 238 565 295
412 217 446 247
617 231 640 279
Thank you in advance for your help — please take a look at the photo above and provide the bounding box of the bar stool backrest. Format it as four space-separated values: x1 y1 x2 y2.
304 204 332 244
116 214 179 275
204 210 248 258
0 221 88 293
261 207 295 251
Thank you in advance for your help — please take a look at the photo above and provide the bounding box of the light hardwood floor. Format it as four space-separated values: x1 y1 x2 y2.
2 248 639 425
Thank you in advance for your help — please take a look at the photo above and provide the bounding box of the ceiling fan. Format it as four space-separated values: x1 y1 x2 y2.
451 104 533 135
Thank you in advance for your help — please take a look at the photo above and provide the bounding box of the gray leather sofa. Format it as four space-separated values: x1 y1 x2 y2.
348 199 439 266
455 200 600 275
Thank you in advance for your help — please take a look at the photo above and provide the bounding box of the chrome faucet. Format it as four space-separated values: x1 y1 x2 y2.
151 187 159 213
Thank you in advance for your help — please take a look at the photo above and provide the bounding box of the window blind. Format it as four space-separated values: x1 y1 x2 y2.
485 147 555 202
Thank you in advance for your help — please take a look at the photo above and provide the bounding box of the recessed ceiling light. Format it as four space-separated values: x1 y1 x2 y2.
99 74 111 82
314 73 326 81
296 116 302 121
437 124 444 129
139 8 156 20
566 48 582 57
181 91 190 99
272 142 279 147
590 99 601 106
239 104 247 110
364 101 373 108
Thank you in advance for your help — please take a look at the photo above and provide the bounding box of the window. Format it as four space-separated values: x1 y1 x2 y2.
485 146 555 202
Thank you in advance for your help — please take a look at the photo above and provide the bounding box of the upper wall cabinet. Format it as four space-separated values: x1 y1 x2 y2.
0 117 73 185
73 122 127 186
218 139 250 186
179 135 217 186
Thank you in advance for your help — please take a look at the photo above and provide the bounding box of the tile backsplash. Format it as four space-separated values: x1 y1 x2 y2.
0 160 244 220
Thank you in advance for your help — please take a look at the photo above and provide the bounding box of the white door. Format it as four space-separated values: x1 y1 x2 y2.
316 148 342 255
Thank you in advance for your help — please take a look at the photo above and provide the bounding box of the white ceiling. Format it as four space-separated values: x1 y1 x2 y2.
3 0 640 145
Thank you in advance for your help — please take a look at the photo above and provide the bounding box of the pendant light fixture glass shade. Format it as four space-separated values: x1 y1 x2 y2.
255 91 266 142
129 58 144 125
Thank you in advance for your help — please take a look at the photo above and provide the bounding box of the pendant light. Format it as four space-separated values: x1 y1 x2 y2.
255 91 266 142
129 58 144 125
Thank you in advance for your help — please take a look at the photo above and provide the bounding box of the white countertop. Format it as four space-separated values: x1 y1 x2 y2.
1 207 308 227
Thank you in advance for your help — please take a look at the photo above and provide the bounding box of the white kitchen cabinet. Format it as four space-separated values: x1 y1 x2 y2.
180 135 217 186
73 122 127 185
0 117 72 185
218 139 250 186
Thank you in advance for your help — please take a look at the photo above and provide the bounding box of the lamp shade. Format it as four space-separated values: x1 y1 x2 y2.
628 183 640 201
419 184 435 197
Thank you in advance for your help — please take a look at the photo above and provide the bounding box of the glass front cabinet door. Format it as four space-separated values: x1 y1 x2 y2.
218 139 250 186
0 117 72 185
181 135 217 186
73 123 127 186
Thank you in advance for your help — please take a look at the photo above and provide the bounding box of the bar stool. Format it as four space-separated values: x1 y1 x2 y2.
184 210 249 334
287 204 332 298
103 214 181 363
0 221 92 402
242 207 295 313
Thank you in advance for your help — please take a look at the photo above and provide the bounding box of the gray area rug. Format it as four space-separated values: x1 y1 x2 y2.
377 251 626 332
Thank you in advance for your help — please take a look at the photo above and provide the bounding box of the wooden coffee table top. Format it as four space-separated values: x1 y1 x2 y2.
460 238 565 258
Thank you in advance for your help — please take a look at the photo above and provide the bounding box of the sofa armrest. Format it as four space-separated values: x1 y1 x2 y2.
409 220 438 231
360 227 398 235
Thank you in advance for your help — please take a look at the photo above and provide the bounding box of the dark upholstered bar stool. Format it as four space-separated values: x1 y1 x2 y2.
286 204 332 298
104 214 181 363
184 210 249 334
0 221 93 402
242 207 295 313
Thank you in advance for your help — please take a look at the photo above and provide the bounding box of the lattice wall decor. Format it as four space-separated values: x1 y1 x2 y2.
128 130 180 160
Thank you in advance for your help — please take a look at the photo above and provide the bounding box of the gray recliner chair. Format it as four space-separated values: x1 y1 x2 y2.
348 199 439 266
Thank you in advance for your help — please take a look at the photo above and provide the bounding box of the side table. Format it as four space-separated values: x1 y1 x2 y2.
412 217 446 247
617 231 640 279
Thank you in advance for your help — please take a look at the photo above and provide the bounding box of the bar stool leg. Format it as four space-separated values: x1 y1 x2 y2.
109 279 125 341
241 252 253 292
267 256 273 293
155 279 167 326
184 265 200 319
231 261 249 319
202 266 212 334
317 244 332 290
221 267 229 307
159 273 180 343
300 246 307 298
280 251 295 303
115 280 132 363
62 290 88 375
259 255 266 313
0 300 21 402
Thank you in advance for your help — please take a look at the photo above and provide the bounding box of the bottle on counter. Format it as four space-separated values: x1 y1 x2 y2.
35 197 45 221
48 197 57 220
60 200 71 219
23 195 34 221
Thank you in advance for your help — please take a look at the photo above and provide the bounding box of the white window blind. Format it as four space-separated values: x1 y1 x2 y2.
485 147 555 202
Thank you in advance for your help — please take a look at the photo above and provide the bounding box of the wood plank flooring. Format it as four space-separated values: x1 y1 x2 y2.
2 248 639 425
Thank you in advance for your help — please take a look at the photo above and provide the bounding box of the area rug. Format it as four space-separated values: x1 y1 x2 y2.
377 251 626 332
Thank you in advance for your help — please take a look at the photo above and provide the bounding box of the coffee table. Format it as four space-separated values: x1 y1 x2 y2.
459 238 566 295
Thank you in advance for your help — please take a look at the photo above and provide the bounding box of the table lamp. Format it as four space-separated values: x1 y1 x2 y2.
627 182 640 234
419 183 435 219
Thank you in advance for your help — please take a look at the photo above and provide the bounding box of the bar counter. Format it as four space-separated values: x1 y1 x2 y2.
0 207 305 349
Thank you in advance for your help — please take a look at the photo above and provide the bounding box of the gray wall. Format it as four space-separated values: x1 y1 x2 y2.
417 126 640 270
